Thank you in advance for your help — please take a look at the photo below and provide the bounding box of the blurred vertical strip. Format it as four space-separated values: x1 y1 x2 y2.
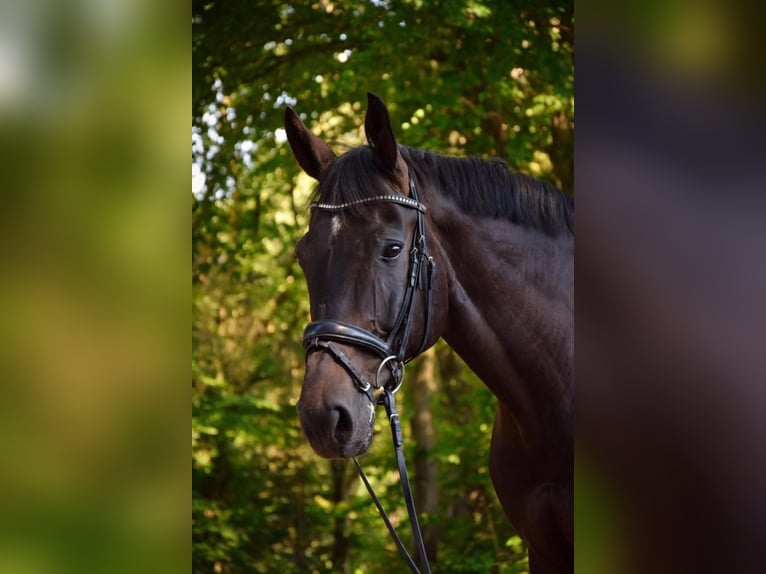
0 0 188 573
577 1 766 573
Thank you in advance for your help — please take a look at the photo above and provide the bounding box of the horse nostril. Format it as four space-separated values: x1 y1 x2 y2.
332 405 354 445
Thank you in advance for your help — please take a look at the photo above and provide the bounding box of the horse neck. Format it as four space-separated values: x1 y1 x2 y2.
431 206 574 441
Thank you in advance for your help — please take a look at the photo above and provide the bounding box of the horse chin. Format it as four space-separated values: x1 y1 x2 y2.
306 424 373 459
339 433 373 458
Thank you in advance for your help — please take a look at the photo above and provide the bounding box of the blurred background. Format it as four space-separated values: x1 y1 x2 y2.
0 1 187 574
192 1 572 573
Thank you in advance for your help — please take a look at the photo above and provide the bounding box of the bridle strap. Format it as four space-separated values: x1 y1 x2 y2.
311 193 425 212
354 390 431 574
304 320 393 359
413 256 435 358
384 177 433 363
354 459 423 573
303 322 403 391
305 340 376 404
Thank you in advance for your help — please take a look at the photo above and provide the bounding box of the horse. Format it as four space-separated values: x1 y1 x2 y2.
285 93 573 574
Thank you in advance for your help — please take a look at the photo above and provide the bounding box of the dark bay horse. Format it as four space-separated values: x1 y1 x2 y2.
285 93 573 573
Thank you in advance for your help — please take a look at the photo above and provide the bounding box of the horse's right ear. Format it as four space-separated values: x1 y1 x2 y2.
364 92 398 174
284 106 336 180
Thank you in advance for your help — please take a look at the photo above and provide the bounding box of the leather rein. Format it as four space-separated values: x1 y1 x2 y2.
302 177 434 574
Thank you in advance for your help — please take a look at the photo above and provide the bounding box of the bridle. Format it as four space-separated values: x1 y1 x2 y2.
302 176 434 574
303 178 434 390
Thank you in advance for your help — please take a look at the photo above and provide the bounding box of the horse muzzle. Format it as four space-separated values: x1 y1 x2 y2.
296 353 376 458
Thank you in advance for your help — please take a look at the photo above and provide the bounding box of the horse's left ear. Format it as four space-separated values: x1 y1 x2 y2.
364 92 399 174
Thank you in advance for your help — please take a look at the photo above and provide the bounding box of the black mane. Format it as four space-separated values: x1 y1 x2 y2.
403 147 574 236
315 145 574 236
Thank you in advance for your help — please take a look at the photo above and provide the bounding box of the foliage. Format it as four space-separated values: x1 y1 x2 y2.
193 1 572 572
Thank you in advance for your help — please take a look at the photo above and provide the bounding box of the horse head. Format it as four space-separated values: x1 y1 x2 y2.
285 93 445 458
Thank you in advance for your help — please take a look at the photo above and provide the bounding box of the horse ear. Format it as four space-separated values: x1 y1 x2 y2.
364 92 398 174
284 106 336 180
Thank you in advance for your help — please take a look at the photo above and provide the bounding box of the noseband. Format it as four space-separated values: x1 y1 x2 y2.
301 176 434 574
302 177 435 399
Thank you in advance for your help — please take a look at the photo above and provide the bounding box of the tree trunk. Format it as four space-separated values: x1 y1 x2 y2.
437 348 474 523
409 347 440 561
330 459 352 573
293 463 308 572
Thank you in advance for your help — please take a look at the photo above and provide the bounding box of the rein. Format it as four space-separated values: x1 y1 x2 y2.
302 177 434 574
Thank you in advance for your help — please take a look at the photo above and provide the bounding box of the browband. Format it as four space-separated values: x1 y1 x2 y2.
310 194 426 213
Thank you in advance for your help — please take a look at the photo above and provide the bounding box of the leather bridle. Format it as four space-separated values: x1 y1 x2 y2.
301 176 434 574
303 178 434 392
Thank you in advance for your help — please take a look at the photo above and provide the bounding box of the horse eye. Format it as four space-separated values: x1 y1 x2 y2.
381 243 403 260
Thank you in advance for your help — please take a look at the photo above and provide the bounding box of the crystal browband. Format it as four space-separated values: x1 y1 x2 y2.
310 195 426 213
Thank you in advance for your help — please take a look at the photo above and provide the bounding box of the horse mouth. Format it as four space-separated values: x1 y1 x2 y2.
339 435 373 458
333 409 374 458
306 429 373 459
